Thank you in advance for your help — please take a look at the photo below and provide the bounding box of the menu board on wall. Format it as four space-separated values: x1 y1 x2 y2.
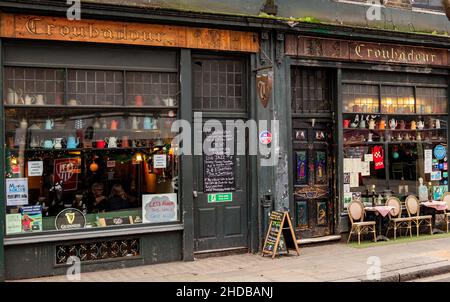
203 129 236 193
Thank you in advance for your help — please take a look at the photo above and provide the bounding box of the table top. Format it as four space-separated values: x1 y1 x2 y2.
421 201 447 211
365 205 395 217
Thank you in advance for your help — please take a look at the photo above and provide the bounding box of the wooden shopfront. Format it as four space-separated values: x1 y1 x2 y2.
0 12 258 279
285 35 450 238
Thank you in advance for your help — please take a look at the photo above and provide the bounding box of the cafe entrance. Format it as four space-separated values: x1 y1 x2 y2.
192 56 249 252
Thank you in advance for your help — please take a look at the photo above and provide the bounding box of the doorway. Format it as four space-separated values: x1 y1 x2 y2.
291 67 336 238
192 56 249 252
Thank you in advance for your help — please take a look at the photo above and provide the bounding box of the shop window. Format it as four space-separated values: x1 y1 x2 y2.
4 67 65 106
193 58 245 112
4 66 180 236
342 79 448 210
412 0 444 11
126 72 178 107
291 67 331 113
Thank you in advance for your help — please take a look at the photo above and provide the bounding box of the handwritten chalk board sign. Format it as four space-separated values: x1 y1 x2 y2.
262 211 300 258
203 129 236 193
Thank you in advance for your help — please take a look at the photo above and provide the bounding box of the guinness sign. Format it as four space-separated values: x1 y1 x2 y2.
55 208 86 230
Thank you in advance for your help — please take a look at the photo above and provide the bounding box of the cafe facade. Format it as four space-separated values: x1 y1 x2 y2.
1 0 450 280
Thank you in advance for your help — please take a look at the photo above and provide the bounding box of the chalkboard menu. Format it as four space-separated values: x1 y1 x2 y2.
204 129 236 193
262 211 300 258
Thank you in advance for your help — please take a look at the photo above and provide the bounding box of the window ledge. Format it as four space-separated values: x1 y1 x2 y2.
4 223 184 246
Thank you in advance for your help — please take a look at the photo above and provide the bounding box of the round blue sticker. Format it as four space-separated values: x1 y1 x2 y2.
434 145 447 160
259 130 272 145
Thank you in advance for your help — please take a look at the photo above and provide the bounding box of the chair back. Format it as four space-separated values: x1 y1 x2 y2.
348 200 365 223
385 196 402 219
405 195 420 217
442 192 450 212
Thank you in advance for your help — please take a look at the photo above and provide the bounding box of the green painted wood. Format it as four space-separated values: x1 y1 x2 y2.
0 38 4 281
249 53 259 253
180 49 194 261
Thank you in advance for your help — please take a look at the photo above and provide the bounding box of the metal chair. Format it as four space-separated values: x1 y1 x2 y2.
405 195 432 236
385 196 412 240
442 192 450 233
347 200 376 245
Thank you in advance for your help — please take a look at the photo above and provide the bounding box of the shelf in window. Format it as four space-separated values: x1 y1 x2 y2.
344 140 447 146
4 104 179 110
343 112 448 116
343 128 447 131
7 146 162 152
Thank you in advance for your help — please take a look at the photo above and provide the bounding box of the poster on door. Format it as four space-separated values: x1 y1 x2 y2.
54 158 81 191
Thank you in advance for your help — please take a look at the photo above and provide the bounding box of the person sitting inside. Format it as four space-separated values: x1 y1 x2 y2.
86 183 107 213
107 184 130 212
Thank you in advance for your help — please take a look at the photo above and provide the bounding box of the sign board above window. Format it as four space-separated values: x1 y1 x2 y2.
0 13 259 53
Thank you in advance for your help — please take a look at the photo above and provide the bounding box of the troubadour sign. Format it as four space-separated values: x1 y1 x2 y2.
0 13 259 53
285 35 449 67
256 70 273 108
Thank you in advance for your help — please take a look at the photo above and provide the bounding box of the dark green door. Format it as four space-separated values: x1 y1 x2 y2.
192 57 248 252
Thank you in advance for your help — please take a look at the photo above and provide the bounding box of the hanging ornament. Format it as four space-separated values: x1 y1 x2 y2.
90 155 99 172
372 145 385 170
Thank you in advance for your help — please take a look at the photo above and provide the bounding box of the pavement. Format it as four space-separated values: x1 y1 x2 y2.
16 236 450 282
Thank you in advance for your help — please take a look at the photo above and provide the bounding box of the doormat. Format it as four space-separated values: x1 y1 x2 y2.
349 232 450 249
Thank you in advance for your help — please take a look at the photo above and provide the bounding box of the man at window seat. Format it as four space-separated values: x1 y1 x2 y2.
85 182 108 213
107 184 131 212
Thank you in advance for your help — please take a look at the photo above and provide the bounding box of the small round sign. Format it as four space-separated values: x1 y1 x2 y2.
55 208 86 230
434 145 447 160
259 130 272 145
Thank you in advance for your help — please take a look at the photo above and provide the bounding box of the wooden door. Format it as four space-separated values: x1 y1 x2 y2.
292 119 334 238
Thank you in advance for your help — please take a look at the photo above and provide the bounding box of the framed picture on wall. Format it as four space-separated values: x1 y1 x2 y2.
317 201 327 226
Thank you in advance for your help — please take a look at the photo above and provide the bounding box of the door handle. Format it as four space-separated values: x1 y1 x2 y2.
193 191 198 198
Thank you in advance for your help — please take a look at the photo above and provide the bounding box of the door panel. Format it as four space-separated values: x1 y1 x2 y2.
192 57 248 252
293 120 334 238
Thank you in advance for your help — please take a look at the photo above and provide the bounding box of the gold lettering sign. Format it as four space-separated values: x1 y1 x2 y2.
285 35 448 67
0 13 258 53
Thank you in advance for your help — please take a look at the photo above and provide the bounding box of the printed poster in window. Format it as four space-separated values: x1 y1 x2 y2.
315 151 327 185
425 149 433 174
344 193 352 209
54 158 81 191
20 206 42 233
317 201 327 226
296 151 307 185
6 178 28 206
433 186 448 201
343 173 350 184
142 193 178 223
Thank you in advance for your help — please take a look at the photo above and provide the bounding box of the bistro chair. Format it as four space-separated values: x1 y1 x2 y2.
405 195 432 236
441 192 450 233
385 196 412 240
347 200 376 245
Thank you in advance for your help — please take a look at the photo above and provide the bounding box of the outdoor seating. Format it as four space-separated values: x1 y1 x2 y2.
442 192 450 233
347 200 376 245
385 196 412 240
405 195 432 236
